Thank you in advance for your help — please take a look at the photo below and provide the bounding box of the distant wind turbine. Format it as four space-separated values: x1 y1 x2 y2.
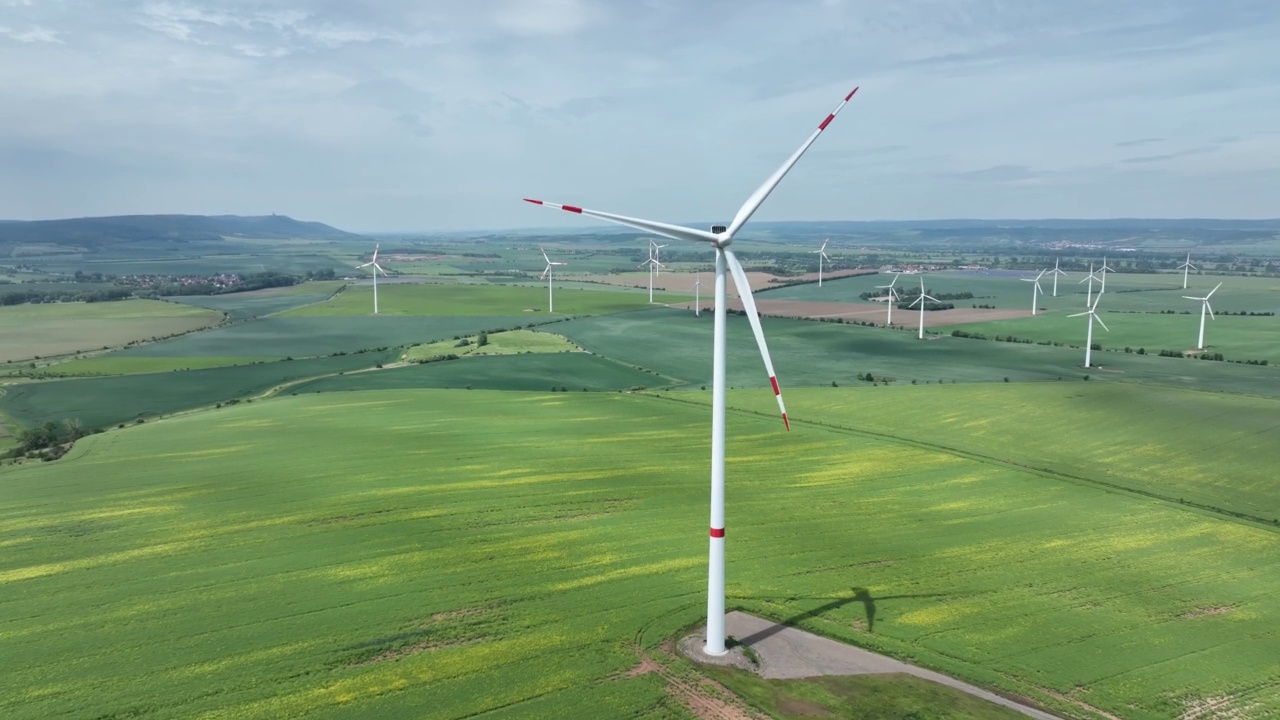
1177 253 1197 289
1099 256 1115 292
876 272 901 325
1068 292 1108 368
540 247 567 313
1021 269 1046 316
1049 257 1068 297
693 273 703 317
1078 262 1101 308
811 239 831 287
908 277 939 340
356 243 389 315
638 244 666 303
1184 282 1222 350
652 240 669 275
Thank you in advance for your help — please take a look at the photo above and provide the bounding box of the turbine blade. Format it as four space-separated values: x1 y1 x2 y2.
541 247 551 263
1207 282 1222 298
724 248 789 431
523 199 718 244
1094 315 1110 332
371 243 379 263
1067 311 1089 318
724 87 858 238
1207 302 1215 320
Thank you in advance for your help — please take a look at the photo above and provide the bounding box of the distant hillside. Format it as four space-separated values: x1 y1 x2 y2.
0 214 356 249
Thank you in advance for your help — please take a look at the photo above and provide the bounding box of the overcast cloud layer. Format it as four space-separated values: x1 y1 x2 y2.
1 0 1278 231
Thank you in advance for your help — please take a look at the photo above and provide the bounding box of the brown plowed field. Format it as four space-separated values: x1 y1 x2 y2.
564 268 876 294
669 298 1032 326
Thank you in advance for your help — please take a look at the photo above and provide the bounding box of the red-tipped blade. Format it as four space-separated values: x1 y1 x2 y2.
724 248 790 431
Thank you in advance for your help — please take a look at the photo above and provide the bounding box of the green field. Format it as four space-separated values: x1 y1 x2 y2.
0 299 222 363
170 281 347 319
295 353 665 394
402 329 580 362
0 353 393 430
45 356 273 376
283 282 690 318
2 389 1279 719
951 311 1279 363
115 316 546 359
553 308 1280 398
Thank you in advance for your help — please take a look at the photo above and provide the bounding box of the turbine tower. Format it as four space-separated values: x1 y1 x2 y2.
1021 269 1046 316
540 248 567 313
356 243 389 315
1068 292 1108 368
1184 282 1222 350
1049 257 1068 297
524 85 859 657
1177 253 1197 289
693 274 703 317
1078 261 1101 308
876 272 901 326
908 276 939 340
811 239 831 287
638 244 666 303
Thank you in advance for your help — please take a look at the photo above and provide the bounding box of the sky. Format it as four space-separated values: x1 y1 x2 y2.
1 0 1278 232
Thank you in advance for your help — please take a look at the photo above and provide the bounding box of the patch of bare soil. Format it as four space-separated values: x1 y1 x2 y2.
351 636 485 666
1179 695 1260 720
777 696 831 717
669 298 1033 327
619 643 767 720
1180 606 1234 619
1042 688 1125 720
567 269 873 295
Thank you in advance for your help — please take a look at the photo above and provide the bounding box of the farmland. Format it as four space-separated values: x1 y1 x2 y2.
401 329 581 361
0 299 222 363
282 282 690 317
3 390 1279 719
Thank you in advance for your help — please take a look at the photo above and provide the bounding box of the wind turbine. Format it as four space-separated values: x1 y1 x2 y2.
1021 269 1046 315
356 243 389 315
811 239 831 287
1068 292 1108 368
652 241 669 275
908 276 939 339
1078 261 1101 308
638 245 666 303
693 273 703 317
540 247 567 313
524 85 859 657
876 272 901 325
1177 253 1197 289
1049 257 1068 297
1099 256 1115 293
1184 282 1222 350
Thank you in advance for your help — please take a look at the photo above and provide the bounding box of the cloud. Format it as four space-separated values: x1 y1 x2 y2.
0 25 61 43
955 165 1037 183
1115 137 1162 147
1121 145 1221 164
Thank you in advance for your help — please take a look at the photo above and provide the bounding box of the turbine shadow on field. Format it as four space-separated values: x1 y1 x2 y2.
738 587 945 644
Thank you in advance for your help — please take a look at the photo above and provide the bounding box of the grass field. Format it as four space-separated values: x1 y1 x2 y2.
294 353 665 394
402 329 580 362
114 316 546 359
951 311 1279 362
169 281 347 319
282 282 690 317
0 299 222 363
44 356 273 376
690 382 1280 525
0 353 393 430
554 308 1280 398
2 389 1279 719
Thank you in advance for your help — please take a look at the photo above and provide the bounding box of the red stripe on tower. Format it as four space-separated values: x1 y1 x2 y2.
562 205 583 214
782 412 790 431
523 198 543 205
770 376 781 395
710 528 725 538
845 87 859 101
818 114 835 130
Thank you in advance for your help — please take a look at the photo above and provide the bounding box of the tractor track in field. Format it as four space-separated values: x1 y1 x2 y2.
642 391 1280 532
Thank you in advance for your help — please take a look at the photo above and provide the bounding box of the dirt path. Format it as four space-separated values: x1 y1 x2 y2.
716 612 1064 720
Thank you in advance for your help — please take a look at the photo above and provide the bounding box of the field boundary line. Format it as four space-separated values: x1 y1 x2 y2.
641 391 1280 532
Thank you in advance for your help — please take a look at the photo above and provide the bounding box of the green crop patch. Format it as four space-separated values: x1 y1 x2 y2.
2 390 1279 719
402 329 580 361
170 280 347 319
0 299 222 363
294 352 663 393
281 282 689 317
46 356 273 376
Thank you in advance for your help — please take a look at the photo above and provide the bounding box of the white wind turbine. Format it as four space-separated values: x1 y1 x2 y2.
876 272 901 325
1099 256 1115 292
638 244 666 303
1021 269 1046 315
908 276 939 339
1068 292 1108 368
811 239 831 287
525 86 859 657
693 273 704 317
1177 253 1197 289
1184 282 1222 350
652 240 669 275
540 247 567 313
1049 257 1068 297
356 243 389 315
1078 261 1101 308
